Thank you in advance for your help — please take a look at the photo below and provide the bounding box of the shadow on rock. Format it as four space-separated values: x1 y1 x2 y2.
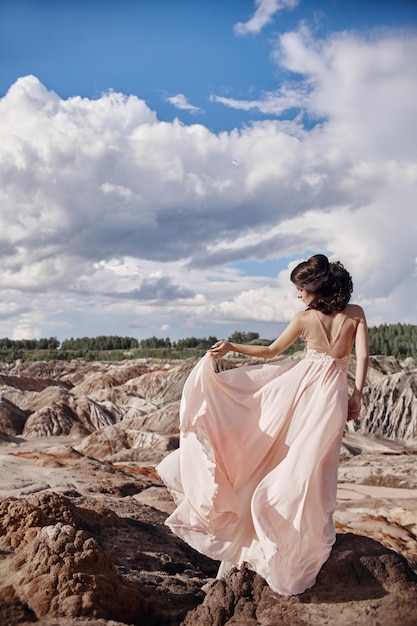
182 533 417 626
301 532 413 603
0 492 217 626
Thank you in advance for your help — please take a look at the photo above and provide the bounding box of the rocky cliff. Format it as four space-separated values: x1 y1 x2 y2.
361 369 417 439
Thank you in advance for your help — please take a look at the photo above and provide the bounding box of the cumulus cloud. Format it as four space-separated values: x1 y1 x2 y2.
234 0 300 35
0 25 416 340
207 30 417 327
11 317 41 341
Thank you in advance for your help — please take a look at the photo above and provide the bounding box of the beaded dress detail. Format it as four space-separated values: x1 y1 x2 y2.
157 310 356 596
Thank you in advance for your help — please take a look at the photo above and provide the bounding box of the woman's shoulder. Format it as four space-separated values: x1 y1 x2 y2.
286 310 311 335
294 309 312 324
343 303 366 320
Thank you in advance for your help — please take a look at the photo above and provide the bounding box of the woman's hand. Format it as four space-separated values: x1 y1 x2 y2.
347 390 362 421
208 340 232 359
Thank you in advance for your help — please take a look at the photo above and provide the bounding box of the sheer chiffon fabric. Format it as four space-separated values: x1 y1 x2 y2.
157 347 349 595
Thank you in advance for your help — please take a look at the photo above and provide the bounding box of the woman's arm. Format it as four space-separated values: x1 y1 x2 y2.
208 314 304 360
347 307 369 420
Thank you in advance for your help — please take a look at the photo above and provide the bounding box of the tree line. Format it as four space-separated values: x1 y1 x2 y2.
0 323 415 363
61 336 139 351
367 323 416 359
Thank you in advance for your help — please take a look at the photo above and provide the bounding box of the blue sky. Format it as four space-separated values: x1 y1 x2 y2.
2 0 416 132
0 0 416 342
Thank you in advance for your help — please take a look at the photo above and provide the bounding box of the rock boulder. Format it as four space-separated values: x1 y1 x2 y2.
183 533 417 626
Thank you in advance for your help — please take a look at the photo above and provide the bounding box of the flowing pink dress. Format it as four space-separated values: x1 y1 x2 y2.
157 310 357 595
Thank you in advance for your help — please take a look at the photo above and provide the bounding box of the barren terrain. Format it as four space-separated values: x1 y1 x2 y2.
0 354 415 625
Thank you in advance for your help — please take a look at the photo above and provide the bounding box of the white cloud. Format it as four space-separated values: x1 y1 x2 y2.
11 317 41 341
234 0 300 35
210 85 308 115
0 25 416 341
100 183 133 199
275 28 417 160
166 93 203 114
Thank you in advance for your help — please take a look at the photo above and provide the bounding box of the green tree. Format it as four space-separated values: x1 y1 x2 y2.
227 331 260 344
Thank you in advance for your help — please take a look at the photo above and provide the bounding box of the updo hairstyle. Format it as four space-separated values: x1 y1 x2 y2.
290 254 353 314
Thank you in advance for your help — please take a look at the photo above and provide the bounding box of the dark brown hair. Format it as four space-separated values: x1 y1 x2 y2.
290 254 353 314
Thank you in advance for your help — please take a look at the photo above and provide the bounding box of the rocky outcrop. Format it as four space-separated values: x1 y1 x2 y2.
0 371 67 392
75 424 178 464
336 451 417 566
183 535 417 626
0 497 145 623
8 522 145 621
367 354 404 378
0 489 415 626
22 394 118 438
361 370 417 439
0 355 414 444
0 492 217 626
0 359 196 442
0 354 415 625
0 397 29 435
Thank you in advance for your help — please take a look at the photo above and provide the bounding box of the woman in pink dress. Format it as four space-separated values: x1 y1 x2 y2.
157 254 369 595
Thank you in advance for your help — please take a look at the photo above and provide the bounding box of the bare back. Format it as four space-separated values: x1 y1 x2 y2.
300 305 361 359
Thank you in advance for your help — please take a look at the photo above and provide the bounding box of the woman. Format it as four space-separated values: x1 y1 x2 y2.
157 254 369 595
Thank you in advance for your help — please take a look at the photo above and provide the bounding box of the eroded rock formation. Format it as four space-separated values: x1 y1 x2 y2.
0 354 415 624
0 488 415 626
183 534 417 626
0 355 415 454
361 370 417 439
0 492 216 626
